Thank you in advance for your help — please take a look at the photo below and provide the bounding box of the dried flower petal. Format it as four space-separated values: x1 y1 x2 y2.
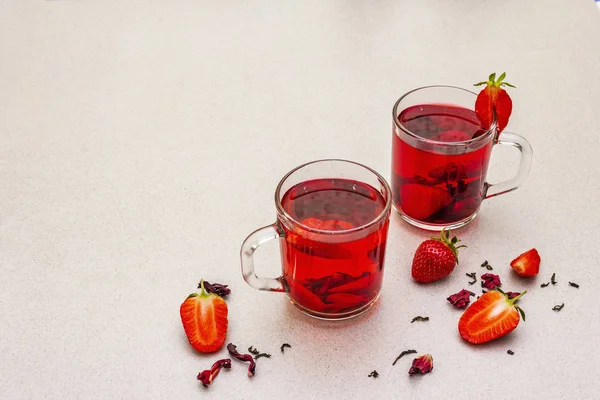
447 289 472 309
409 354 433 376
227 343 256 377
481 273 502 289
505 291 521 299
197 359 231 387
200 281 231 298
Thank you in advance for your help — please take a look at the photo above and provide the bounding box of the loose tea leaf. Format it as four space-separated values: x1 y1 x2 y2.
569 282 580 288
481 260 493 270
466 272 477 285
197 359 232 387
541 282 550 288
280 343 292 353
409 354 434 376
552 303 564 311
227 343 256 377
392 350 417 366
255 353 271 360
507 350 514 355
551 273 557 285
248 346 260 355
199 281 231 298
411 316 429 323
368 370 379 378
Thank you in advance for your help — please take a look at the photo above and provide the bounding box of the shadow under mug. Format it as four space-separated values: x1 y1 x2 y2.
391 85 533 230
240 159 392 320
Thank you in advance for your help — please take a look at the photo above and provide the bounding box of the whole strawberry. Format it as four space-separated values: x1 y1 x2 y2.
411 229 466 283
474 72 515 133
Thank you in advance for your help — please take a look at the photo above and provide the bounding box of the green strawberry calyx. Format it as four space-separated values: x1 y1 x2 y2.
432 228 466 263
496 287 527 321
188 279 211 299
474 72 516 89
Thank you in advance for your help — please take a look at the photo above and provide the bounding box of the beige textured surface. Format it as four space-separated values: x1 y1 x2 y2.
1 1 600 399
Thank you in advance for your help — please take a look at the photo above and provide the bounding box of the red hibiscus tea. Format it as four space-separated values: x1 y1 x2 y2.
392 103 493 227
279 178 389 317
241 159 391 320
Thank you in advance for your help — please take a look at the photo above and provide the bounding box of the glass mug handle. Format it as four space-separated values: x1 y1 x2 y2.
240 223 287 292
485 132 533 199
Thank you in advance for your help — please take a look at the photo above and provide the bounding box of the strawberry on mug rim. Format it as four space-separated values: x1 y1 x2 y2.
474 72 515 133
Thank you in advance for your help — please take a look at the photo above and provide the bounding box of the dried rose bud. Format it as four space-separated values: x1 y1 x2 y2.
409 354 433 376
505 291 521 299
199 281 231 298
481 273 502 290
447 289 472 309
197 358 231 387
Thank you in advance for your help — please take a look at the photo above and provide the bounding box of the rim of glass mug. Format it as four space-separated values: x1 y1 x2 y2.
274 159 392 235
392 85 498 147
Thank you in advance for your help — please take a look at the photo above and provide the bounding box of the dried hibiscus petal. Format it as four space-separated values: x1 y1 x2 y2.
409 354 433 376
227 343 256 377
505 291 521 299
481 273 502 289
199 281 231 298
197 358 231 387
447 289 473 309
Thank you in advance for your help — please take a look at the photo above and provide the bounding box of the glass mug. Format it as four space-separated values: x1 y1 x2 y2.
391 85 533 230
240 159 392 320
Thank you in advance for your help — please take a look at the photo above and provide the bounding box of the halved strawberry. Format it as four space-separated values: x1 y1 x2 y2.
180 280 228 353
510 248 540 277
458 289 526 344
400 184 451 221
474 72 515 133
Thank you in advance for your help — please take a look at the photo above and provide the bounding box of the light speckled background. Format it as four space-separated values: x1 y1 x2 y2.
1 1 600 399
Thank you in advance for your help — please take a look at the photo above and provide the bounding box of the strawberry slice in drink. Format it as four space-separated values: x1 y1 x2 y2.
400 184 452 221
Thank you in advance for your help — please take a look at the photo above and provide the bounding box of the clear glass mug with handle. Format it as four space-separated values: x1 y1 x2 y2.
240 159 392 320
391 85 533 230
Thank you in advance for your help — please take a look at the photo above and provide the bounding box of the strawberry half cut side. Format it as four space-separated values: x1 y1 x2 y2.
180 280 229 353
458 288 526 344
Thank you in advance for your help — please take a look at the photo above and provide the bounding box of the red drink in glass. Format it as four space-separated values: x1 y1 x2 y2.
392 104 493 225
279 178 389 316
391 86 532 230
241 159 391 320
